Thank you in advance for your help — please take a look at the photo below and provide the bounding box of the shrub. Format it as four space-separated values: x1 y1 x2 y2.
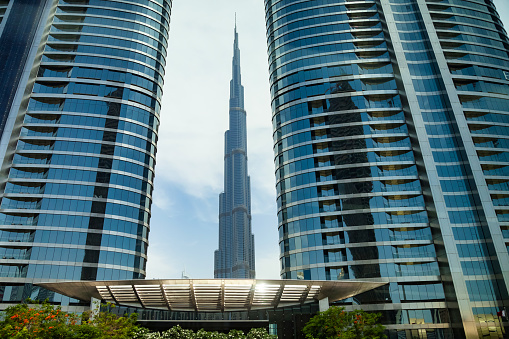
0 300 140 339
0 301 275 339
137 326 276 339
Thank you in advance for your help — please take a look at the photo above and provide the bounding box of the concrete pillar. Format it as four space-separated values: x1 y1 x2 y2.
90 297 101 320
319 297 329 312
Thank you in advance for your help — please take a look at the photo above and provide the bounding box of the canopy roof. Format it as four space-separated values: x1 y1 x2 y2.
37 279 386 312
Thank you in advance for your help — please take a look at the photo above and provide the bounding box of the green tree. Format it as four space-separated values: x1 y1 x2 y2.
84 304 139 338
302 306 387 339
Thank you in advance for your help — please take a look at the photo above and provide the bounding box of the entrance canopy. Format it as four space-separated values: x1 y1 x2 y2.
37 279 385 312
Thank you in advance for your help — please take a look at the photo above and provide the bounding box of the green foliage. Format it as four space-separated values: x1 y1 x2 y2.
133 326 276 339
88 307 139 338
302 306 387 339
0 301 274 339
158 325 195 338
71 325 103 339
0 300 140 339
246 328 276 339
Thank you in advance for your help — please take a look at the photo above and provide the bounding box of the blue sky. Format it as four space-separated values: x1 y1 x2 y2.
146 0 509 280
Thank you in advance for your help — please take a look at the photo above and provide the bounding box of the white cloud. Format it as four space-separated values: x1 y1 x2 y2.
154 0 272 204
255 249 281 279
151 181 175 211
147 0 279 280
145 241 182 279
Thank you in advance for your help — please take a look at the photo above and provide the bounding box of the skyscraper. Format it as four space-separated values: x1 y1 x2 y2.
214 25 255 279
0 0 170 308
265 0 509 337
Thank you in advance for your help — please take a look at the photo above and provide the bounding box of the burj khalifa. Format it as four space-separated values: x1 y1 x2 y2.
214 25 255 279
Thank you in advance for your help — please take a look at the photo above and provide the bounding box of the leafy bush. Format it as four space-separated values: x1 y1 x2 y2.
302 306 387 339
0 300 140 339
133 326 276 339
85 307 139 338
0 301 275 339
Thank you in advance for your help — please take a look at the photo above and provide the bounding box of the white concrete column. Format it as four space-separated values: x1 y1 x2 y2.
90 297 101 320
319 297 329 312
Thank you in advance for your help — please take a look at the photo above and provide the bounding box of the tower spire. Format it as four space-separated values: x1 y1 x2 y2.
230 20 242 109
214 25 255 279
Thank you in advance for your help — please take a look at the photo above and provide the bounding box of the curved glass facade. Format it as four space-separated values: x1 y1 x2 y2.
265 0 509 337
0 0 171 308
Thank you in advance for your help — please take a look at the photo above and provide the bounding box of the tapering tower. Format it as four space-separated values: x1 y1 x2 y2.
214 24 255 279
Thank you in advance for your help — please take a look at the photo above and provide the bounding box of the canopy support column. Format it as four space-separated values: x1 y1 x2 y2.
90 297 101 320
319 297 329 312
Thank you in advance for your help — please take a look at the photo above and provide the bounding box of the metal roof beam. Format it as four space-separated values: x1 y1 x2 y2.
271 283 285 308
299 284 313 305
245 281 256 311
132 285 145 309
189 281 198 312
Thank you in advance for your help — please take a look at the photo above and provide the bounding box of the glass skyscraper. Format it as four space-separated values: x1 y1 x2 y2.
0 0 170 308
265 0 509 337
214 26 256 279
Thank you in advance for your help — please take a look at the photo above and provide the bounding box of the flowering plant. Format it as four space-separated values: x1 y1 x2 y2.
0 300 77 338
0 301 274 339
0 300 140 338
132 326 276 339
